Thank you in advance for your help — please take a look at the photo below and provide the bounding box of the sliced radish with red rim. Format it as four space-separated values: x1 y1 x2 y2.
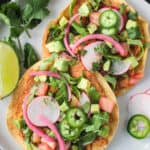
27 96 60 127
128 92 150 119
79 92 90 105
110 60 130 75
81 41 102 71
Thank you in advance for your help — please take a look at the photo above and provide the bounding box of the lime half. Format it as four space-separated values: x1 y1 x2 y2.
0 42 19 99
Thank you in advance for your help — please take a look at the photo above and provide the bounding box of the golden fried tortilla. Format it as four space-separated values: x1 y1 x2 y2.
7 60 119 150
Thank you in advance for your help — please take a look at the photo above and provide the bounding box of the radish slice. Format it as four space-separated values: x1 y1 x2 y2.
27 96 60 126
66 84 71 101
144 88 150 95
81 41 102 71
30 71 60 79
99 7 125 32
22 95 55 143
72 34 127 56
79 92 90 105
64 13 80 57
128 93 150 119
110 60 130 75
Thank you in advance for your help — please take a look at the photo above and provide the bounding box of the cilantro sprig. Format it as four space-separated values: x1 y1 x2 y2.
0 0 50 70
0 0 50 38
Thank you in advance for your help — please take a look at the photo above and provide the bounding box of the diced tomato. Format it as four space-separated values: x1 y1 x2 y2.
74 15 80 23
133 72 144 79
99 97 115 113
118 78 129 88
128 72 144 85
41 138 57 150
128 78 140 85
38 143 53 150
89 12 100 26
31 133 41 144
36 83 49 96
70 62 85 78
120 43 128 56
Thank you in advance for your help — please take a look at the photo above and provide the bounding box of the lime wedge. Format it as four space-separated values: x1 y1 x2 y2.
0 42 19 99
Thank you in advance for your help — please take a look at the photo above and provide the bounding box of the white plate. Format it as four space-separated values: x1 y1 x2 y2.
0 0 150 149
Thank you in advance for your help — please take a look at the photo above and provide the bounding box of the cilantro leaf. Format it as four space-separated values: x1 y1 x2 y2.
24 43 39 69
104 75 117 89
88 86 100 104
0 0 50 38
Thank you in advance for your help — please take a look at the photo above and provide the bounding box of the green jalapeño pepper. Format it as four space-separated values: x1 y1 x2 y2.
66 108 86 128
59 119 80 141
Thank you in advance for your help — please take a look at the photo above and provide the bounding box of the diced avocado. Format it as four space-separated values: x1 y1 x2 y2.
59 16 68 28
78 3 91 17
53 58 69 72
34 75 47 82
87 24 97 34
124 56 138 69
126 20 138 30
103 60 111 71
90 104 100 114
60 101 69 112
34 76 39 82
71 145 78 150
77 78 91 92
46 41 65 53
39 53 58 70
39 75 47 82
119 30 128 41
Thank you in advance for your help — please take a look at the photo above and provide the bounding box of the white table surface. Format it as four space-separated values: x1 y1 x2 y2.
0 0 150 150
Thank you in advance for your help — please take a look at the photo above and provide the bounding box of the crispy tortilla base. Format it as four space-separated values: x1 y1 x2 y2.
42 0 150 96
7 61 119 150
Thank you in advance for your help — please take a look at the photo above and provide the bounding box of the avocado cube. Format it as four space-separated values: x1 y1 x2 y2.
77 78 91 92
124 56 138 69
91 104 100 114
103 60 111 71
46 41 65 53
59 16 68 28
60 101 69 112
53 59 69 72
87 24 97 34
126 20 138 30
78 3 91 17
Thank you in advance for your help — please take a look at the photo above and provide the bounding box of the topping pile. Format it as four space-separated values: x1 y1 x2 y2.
45 0 146 92
15 54 115 149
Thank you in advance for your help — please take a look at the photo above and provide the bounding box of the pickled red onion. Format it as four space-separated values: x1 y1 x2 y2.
64 13 80 57
72 34 127 56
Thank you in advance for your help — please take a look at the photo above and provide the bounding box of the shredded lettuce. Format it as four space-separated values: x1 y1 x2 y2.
104 75 117 89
